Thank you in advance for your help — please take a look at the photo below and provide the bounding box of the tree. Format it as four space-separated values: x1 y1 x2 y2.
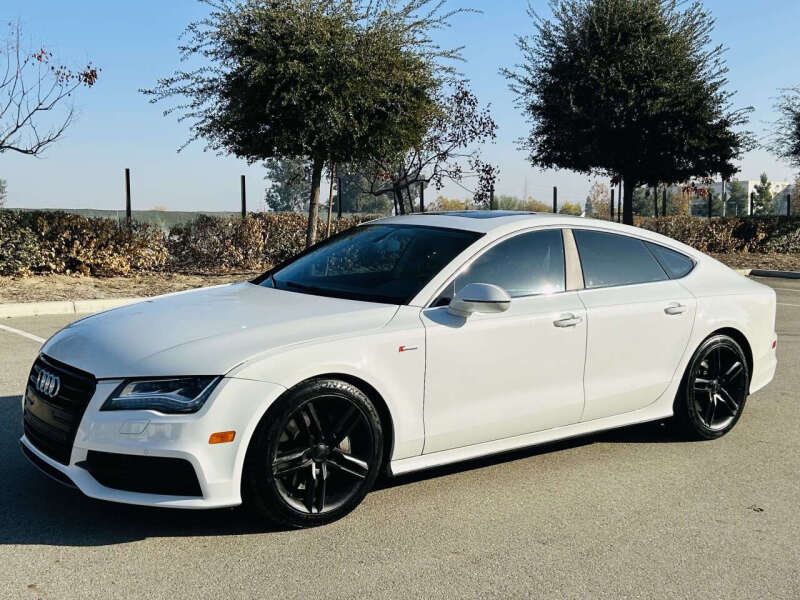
584 182 610 219
264 158 311 213
559 201 583 215
0 178 6 208
502 0 753 225
770 86 800 173
144 0 461 246
361 82 498 213
752 173 775 215
726 180 748 216
1 23 98 156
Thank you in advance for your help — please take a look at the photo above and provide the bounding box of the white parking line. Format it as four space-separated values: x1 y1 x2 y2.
0 323 45 344
778 303 800 308
772 287 800 293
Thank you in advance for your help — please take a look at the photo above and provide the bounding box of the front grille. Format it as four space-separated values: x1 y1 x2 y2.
78 451 203 497
23 355 96 465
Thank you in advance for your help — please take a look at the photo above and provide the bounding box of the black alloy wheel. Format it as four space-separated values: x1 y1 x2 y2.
243 378 383 528
676 334 749 440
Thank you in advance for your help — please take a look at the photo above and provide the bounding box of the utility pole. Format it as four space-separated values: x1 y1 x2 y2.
124 168 132 226
553 186 558 213
240 175 246 218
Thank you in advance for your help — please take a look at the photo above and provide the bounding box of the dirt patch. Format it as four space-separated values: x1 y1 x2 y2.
0 272 262 303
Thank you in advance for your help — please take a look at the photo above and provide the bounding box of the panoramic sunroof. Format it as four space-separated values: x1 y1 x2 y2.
429 210 537 219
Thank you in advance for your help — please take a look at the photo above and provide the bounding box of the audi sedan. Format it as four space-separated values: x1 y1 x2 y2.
20 211 777 528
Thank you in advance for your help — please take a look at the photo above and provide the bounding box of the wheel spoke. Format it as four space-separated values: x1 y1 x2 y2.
273 449 311 476
715 348 723 377
694 378 712 391
718 386 740 414
330 406 361 445
722 361 743 385
329 451 368 479
314 462 328 513
304 464 317 513
703 392 716 426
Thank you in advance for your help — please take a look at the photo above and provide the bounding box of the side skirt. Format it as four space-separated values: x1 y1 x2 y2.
388 404 673 477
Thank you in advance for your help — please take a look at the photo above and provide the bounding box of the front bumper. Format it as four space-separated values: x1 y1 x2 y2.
21 376 286 509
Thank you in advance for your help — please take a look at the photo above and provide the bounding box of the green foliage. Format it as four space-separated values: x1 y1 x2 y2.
752 173 775 215
559 201 583 215
770 86 800 172
264 159 311 213
143 0 463 245
503 0 753 224
726 180 748 216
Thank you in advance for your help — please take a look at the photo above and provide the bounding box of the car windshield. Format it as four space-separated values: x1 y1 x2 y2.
257 224 483 304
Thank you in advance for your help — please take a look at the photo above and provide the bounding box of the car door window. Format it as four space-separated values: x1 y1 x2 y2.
435 229 566 304
573 229 668 289
645 242 695 279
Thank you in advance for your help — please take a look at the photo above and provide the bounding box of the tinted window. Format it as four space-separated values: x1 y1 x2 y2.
645 242 694 279
261 225 482 304
436 229 566 303
573 230 667 289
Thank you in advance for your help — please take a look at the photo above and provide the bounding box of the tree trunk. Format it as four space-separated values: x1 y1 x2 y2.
405 185 415 213
622 176 634 225
306 156 324 247
394 184 405 215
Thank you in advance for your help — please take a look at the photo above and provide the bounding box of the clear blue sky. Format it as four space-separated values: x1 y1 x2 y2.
2 0 799 211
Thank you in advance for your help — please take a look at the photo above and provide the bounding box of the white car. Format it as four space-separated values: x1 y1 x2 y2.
21 211 777 527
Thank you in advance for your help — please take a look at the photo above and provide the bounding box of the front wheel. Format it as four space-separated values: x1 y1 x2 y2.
243 378 383 528
674 334 750 440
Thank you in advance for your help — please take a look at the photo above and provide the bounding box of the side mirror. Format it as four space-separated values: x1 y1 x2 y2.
447 283 511 317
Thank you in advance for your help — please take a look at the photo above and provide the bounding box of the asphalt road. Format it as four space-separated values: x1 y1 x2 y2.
0 277 798 600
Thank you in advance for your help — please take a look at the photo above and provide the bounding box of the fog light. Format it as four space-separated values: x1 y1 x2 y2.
209 431 236 444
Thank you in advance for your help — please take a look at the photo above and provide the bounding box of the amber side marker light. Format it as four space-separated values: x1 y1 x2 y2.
209 431 236 444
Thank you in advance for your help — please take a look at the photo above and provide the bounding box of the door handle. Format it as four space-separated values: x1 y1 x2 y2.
664 303 687 316
554 313 583 328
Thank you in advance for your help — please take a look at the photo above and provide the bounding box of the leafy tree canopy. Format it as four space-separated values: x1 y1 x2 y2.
144 0 465 245
770 86 800 173
502 0 753 224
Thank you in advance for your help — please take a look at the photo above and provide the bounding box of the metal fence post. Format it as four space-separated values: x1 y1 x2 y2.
490 185 495 211
787 193 791 217
750 192 755 216
124 168 131 226
610 188 615 220
708 190 712 219
240 175 246 218
653 187 658 217
662 187 667 217
338 176 344 219
553 186 557 213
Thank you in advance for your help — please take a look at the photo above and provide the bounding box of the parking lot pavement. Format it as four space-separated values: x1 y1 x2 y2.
0 281 798 600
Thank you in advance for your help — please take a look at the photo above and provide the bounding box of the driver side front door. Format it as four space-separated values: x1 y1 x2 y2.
420 228 587 455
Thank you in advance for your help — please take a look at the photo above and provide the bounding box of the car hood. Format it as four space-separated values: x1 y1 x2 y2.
41 282 399 379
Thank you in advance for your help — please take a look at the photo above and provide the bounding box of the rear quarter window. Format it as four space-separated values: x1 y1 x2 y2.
644 242 695 279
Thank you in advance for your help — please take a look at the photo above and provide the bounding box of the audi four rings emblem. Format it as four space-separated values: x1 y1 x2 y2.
36 369 61 398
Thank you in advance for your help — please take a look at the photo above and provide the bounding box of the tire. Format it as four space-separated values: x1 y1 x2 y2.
674 334 750 440
242 378 383 528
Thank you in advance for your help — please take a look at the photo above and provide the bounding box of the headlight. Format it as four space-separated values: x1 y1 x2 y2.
101 377 221 414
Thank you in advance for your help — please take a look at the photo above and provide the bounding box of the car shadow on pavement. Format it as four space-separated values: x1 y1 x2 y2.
2 392 681 546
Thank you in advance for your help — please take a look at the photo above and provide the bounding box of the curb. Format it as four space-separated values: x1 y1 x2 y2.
734 269 751 276
0 297 141 319
749 269 800 280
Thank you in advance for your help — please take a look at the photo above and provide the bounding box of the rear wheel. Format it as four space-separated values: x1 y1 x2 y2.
243 378 383 528
674 334 749 440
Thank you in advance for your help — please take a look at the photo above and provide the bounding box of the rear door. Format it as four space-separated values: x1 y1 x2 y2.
573 229 697 421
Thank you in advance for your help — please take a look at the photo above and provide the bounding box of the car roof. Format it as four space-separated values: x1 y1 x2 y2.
366 211 574 233
363 210 706 260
